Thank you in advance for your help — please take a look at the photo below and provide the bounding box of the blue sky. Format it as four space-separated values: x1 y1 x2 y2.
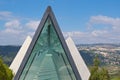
0 0 120 45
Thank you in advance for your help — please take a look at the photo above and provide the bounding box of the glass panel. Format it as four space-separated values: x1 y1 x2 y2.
19 17 76 80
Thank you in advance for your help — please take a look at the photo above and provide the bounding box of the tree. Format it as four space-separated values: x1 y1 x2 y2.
89 55 100 80
99 68 110 80
89 55 110 80
0 57 13 80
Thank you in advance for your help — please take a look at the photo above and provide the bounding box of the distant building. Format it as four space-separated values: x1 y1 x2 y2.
12 6 90 80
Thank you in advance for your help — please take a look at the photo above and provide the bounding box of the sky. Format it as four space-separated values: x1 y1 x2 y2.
0 0 120 45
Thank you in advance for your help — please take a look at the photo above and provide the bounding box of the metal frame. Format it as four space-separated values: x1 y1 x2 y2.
14 6 81 80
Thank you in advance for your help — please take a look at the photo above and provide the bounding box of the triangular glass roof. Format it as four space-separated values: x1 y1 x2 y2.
14 6 81 80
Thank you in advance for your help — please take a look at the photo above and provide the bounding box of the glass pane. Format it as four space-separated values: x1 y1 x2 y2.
19 17 77 80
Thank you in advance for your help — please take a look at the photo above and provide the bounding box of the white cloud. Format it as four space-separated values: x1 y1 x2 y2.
3 28 22 34
88 15 120 31
63 30 120 44
75 15 120 43
0 11 41 45
63 31 92 44
26 20 39 30
89 15 114 24
63 31 85 38
0 18 39 45
0 11 13 20
27 32 35 37
1 13 120 45
91 30 108 37
5 20 20 28
0 11 11 17
0 11 39 45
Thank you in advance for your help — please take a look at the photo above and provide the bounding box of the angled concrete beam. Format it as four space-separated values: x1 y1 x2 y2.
66 37 90 80
10 36 32 74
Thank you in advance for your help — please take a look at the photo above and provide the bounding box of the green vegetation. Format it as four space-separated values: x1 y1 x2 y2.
111 77 120 80
0 57 13 80
110 68 120 80
80 49 120 80
89 56 110 80
104 65 120 80
0 45 119 80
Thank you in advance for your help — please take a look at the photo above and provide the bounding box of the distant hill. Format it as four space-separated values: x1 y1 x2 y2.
0 45 94 66
0 44 119 79
79 50 94 66
0 46 21 66
1 44 118 67
0 45 99 66
79 50 105 66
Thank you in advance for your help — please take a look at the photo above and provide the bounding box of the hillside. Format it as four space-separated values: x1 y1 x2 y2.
0 45 94 66
0 44 120 80
78 44 120 80
0 46 20 66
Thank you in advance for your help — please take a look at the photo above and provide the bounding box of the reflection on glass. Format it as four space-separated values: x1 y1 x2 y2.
19 17 77 80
